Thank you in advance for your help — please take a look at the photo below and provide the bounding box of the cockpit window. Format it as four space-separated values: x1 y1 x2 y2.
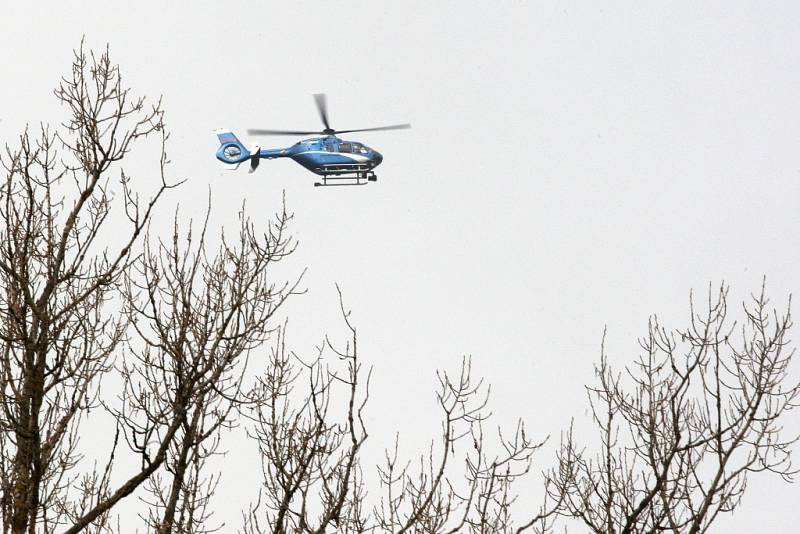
352 142 369 154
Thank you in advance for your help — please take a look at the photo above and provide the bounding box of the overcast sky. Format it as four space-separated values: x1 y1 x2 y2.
2 1 799 531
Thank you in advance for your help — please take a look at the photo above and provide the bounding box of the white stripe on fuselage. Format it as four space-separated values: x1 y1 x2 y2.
298 150 370 163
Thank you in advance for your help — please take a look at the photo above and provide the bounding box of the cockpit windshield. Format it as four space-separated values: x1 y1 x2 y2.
337 141 370 154
350 142 369 154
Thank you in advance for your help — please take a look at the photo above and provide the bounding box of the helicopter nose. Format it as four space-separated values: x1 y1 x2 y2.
373 152 383 165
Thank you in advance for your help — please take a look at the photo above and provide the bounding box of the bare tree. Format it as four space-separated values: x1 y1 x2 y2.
0 42 302 534
372 357 544 534
120 200 300 534
0 43 176 533
543 283 799 534
241 289 370 534
241 289 546 534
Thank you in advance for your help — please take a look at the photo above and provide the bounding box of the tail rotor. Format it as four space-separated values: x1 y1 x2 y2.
214 129 251 167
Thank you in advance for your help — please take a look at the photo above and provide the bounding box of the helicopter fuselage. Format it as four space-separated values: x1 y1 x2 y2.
216 132 383 177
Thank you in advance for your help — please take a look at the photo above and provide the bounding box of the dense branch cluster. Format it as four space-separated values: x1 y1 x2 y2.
545 286 799 534
0 45 797 534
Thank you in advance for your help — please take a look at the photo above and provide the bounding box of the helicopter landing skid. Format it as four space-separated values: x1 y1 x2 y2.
314 172 377 187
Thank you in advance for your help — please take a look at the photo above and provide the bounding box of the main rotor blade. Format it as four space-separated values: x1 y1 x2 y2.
334 123 412 134
247 128 323 136
313 93 331 131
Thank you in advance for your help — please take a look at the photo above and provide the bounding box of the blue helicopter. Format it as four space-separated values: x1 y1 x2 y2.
215 94 410 187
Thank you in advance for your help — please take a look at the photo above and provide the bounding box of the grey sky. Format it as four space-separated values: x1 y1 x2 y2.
2 1 799 531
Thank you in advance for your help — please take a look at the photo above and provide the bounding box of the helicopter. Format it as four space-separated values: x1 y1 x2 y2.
215 94 410 187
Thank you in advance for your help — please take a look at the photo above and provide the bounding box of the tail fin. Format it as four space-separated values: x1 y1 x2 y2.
214 129 250 164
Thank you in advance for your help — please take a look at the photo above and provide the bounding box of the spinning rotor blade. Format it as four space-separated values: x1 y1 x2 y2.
247 128 322 136
335 123 412 134
313 93 331 131
247 95 410 137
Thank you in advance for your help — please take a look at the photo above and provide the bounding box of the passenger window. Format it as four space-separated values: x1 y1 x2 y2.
339 142 352 153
